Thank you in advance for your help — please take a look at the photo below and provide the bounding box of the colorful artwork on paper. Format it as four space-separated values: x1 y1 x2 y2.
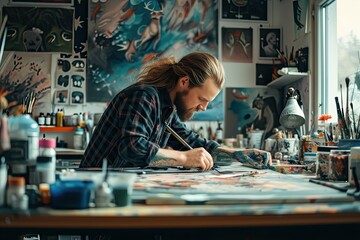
3 6 74 53
87 0 218 102
133 163 353 204
0 52 51 114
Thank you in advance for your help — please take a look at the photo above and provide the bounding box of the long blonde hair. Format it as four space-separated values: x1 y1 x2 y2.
136 52 225 89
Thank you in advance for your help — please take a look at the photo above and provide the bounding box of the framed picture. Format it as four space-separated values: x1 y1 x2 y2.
221 0 268 21
54 89 69 105
9 0 73 5
259 27 282 58
221 27 253 63
255 63 282 85
3 6 74 53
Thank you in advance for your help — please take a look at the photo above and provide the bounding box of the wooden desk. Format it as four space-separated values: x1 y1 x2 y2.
1 163 360 239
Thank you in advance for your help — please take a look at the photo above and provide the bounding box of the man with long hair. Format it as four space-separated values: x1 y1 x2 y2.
80 52 271 170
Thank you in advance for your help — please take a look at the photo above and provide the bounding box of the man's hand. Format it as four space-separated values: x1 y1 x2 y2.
150 147 214 171
181 148 213 170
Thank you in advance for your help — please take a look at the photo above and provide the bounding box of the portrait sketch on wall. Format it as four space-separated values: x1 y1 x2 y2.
221 27 253 63
221 0 268 21
3 6 74 53
259 27 281 58
87 0 218 102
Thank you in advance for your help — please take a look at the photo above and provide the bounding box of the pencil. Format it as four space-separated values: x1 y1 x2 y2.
165 123 193 150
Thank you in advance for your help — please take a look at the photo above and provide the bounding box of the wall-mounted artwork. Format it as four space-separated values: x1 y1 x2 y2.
293 0 309 40
259 27 281 58
221 0 268 21
3 6 74 53
87 0 218 102
192 90 224 121
225 87 281 141
0 52 52 114
256 63 282 85
221 27 253 63
9 0 73 5
54 89 69 105
55 58 86 106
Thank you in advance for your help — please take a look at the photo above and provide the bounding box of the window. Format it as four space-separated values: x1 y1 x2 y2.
317 0 360 137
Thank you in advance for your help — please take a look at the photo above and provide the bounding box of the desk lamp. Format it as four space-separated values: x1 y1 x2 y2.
279 87 305 130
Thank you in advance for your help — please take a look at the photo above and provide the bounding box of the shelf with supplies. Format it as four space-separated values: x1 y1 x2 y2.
267 72 308 89
39 126 77 133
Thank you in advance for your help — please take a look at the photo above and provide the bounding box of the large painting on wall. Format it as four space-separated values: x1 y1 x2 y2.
3 6 74 53
225 87 281 141
87 0 218 102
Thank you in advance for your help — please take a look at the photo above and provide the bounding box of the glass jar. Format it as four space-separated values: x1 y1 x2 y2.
328 149 350 181
316 146 338 179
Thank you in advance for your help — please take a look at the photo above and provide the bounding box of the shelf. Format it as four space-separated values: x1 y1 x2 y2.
267 72 308 89
40 126 77 132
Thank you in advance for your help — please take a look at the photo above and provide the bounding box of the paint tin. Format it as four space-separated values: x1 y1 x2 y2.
316 146 338 180
328 149 350 181
349 147 360 186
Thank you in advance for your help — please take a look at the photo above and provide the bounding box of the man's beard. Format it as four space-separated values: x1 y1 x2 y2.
174 91 196 121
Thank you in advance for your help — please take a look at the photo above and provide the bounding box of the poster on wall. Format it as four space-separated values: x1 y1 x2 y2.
221 27 253 63
0 52 52 114
255 63 282 85
9 0 73 5
221 0 268 21
87 0 219 102
293 0 309 40
259 27 281 58
225 87 281 141
3 6 74 53
55 58 86 105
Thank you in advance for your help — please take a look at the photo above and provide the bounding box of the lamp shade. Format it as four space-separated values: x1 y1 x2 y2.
279 97 305 129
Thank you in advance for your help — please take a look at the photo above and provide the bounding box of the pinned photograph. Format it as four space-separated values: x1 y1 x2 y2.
259 28 281 58
54 89 69 105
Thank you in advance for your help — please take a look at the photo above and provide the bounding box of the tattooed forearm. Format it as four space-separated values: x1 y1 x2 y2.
149 153 178 167
211 148 235 162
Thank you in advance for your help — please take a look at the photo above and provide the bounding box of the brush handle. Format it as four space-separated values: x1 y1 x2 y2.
335 97 350 139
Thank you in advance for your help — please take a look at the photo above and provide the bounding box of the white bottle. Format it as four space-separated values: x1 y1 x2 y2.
38 138 57 184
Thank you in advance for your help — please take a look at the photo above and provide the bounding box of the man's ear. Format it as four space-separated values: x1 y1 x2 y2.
179 76 189 88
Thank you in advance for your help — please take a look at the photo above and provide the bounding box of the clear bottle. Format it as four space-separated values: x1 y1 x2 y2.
73 127 84 150
0 156 7 207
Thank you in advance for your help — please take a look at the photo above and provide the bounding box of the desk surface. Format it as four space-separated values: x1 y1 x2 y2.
1 163 360 235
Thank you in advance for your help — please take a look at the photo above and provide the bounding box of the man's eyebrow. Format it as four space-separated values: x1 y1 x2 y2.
200 96 210 102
